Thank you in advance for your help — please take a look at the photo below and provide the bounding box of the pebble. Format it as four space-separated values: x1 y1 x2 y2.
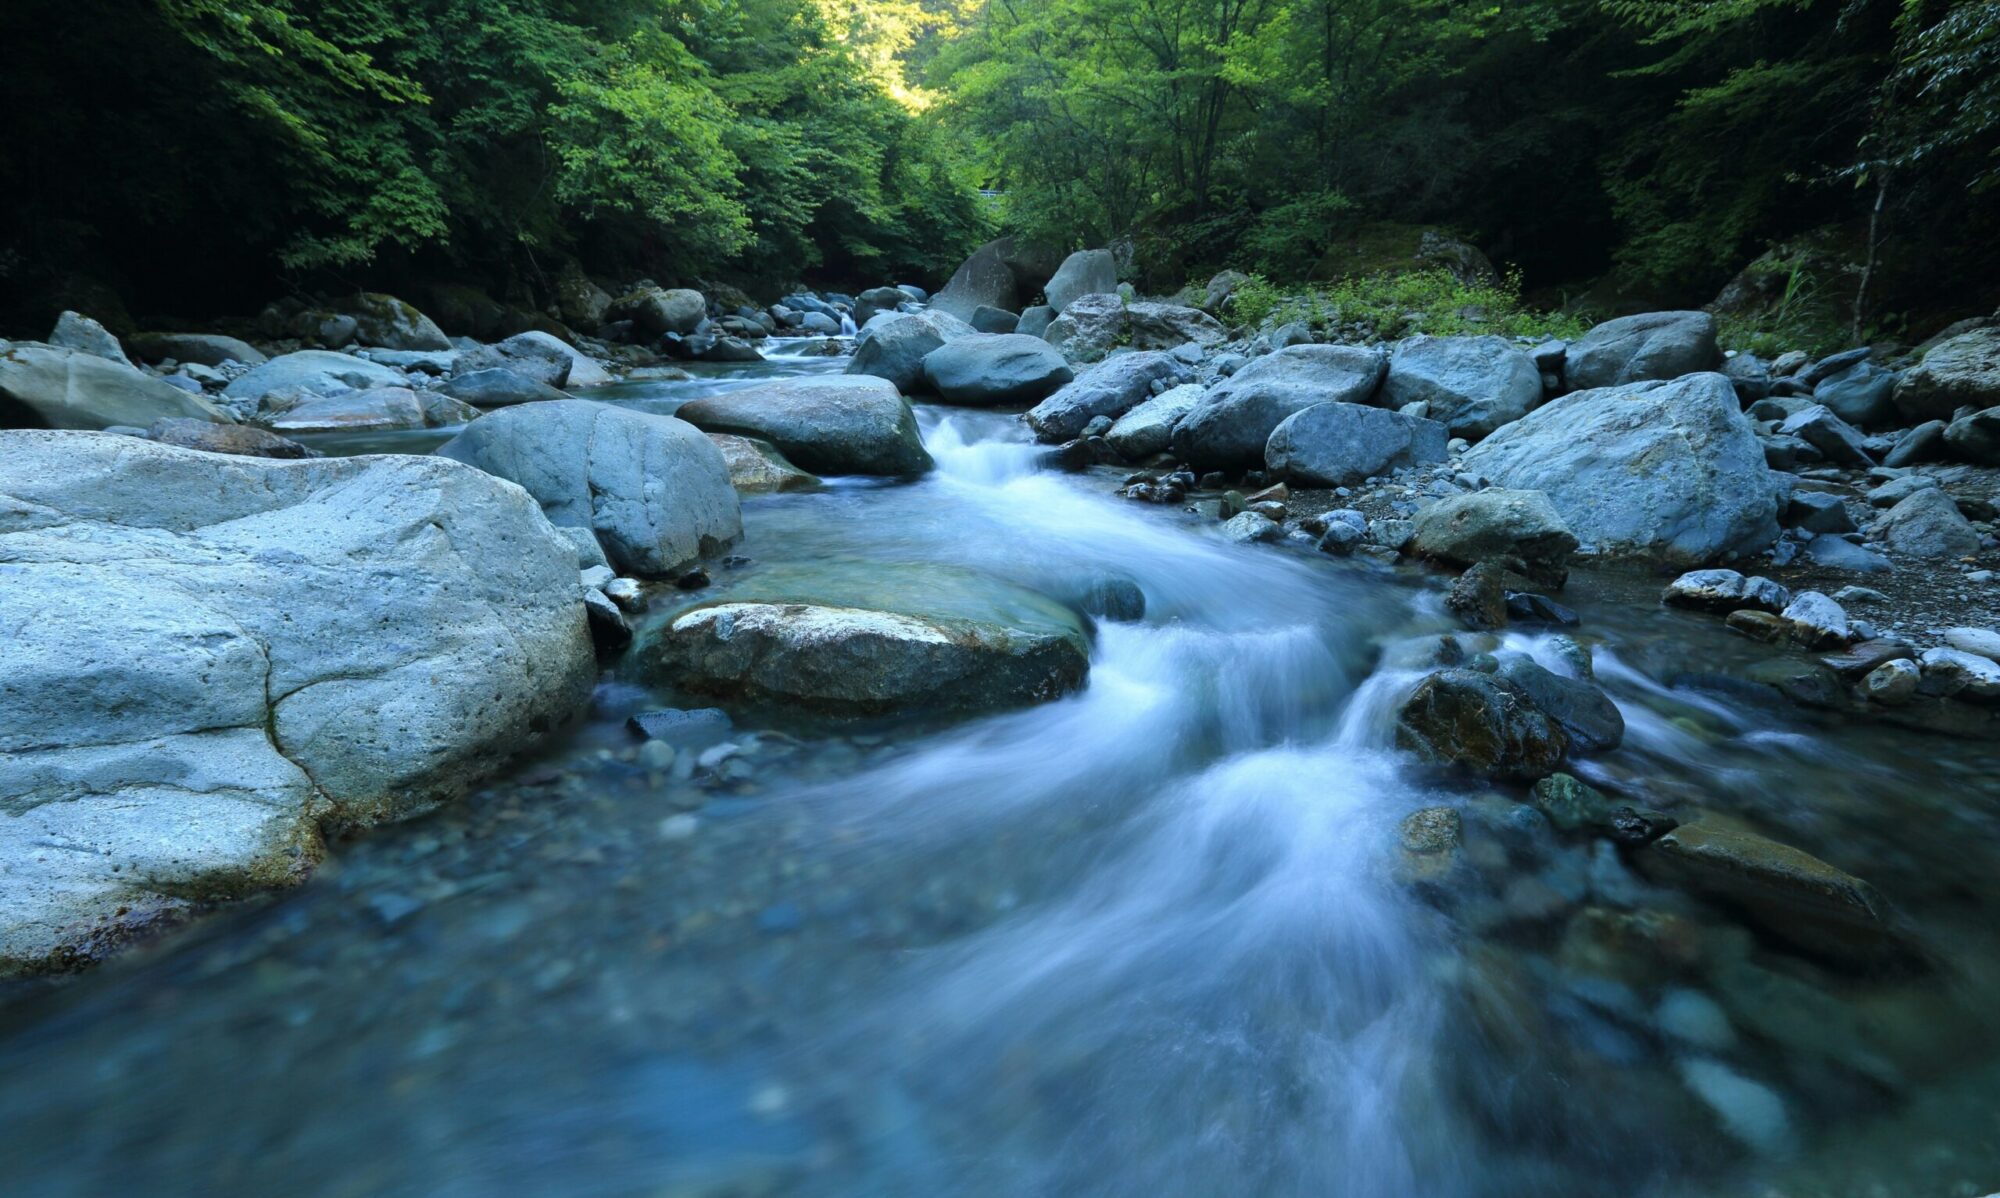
657 813 699 840
1832 585 1887 606
1655 988 1737 1051
637 740 677 772
1861 659 1920 705
1677 1059 1795 1155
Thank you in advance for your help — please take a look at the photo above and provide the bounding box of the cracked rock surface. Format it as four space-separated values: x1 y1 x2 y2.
0 431 596 974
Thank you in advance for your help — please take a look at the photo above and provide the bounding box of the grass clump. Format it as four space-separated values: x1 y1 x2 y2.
1225 268 1590 343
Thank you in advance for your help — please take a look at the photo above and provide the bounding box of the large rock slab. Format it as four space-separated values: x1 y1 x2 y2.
1564 311 1720 390
0 432 595 975
674 375 932 478
1872 486 1979 558
127 332 268 368
1894 327 2000 423
1382 335 1543 438
1265 402 1447 486
922 333 1074 405
1105 384 1204 460
1462 373 1780 566
1410 489 1579 578
0 342 232 429
644 564 1089 717
223 350 406 402
1044 249 1117 313
49 312 133 365
1024 351 1190 442
933 236 1064 322
343 293 453 351
438 400 739 577
1172 344 1387 472
609 286 708 338
846 310 977 393
1043 294 1227 364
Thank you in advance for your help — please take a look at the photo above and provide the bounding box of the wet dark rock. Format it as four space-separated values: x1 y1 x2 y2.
1883 421 1947 467
1605 806 1679 845
1410 489 1578 585
584 588 633 652
1446 561 1510 631
1820 640 1916 681
1725 609 1788 642
1641 822 1905 968
1496 657 1624 753
1505 592 1580 627
1782 491 1856 534
1394 668 1570 780
146 417 314 459
1530 773 1615 833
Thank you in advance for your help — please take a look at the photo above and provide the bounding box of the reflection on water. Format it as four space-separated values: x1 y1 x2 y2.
3 348 1999 1198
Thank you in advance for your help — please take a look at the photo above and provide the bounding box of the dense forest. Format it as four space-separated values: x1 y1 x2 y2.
4 0 1997 341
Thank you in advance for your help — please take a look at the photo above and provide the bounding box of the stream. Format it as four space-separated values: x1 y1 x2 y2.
3 342 1999 1197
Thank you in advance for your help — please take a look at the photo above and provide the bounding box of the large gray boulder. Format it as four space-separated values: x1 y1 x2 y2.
1382 335 1543 438
1872 486 1979 558
0 343 232 429
846 310 976 393
223 350 406 402
853 286 910 326
0 432 594 975
1564 311 1721 390
1409 489 1579 578
1462 373 1780 566
440 367 570 408
458 331 611 389
1044 249 1118 314
674 375 932 477
1106 384 1204 460
1944 406 2000 465
933 236 1065 322
438 400 740 577
1265 402 1447 487
343 293 453 351
1394 668 1569 781
1172 344 1386 472
48 312 132 366
1894 327 2000 423
921 333 1074 405
609 286 708 338
644 563 1088 717
126 332 268 368
1813 361 1899 428
1042 293 1227 364
1024 350 1189 441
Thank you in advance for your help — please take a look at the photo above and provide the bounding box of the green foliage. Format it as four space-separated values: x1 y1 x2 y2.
0 0 988 316
1226 269 1591 342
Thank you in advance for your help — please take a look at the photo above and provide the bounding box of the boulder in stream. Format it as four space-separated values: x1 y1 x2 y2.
0 431 595 976
1 342 232 429
1025 351 1189 442
922 333 1074 405
438 400 741 577
1172 344 1386 472
646 564 1089 717
675 375 931 478
1394 668 1571 780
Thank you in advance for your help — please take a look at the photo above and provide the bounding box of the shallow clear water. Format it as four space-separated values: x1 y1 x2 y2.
5 349 2000 1197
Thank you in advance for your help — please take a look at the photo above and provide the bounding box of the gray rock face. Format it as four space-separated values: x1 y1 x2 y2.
933 236 1064 322
553 260 613 328
1777 404 1874 466
343 293 452 351
853 286 909 326
441 367 570 408
1462 373 1781 566
127 332 267 368
1410 489 1579 577
1495 657 1624 752
705 433 819 494
1044 249 1118 313
921 333 1074 405
223 350 406 402
1873 486 1979 558
1894 327 2000 423
1943 406 2000 465
1172 344 1387 472
439 400 740 577
457 331 602 389
1017 305 1057 339
1265 402 1448 486
610 286 708 338
146 418 313 460
0 432 595 975
1105 384 1204 459
1564 311 1720 390
645 565 1088 717
1043 294 1227 364
260 386 430 434
1394 668 1569 780
674 375 932 477
1025 351 1190 442
1663 569 1791 614
1381 335 1544 439
49 312 132 366
845 310 976 393
1 343 232 429
1813 362 1898 428
971 306 1020 334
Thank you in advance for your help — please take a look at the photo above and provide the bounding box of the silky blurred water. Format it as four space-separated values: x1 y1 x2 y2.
3 347 1999 1197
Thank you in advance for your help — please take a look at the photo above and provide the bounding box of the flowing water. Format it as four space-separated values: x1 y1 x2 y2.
4 342 2000 1196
